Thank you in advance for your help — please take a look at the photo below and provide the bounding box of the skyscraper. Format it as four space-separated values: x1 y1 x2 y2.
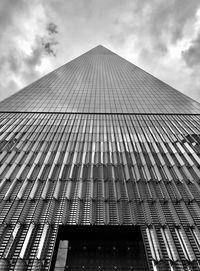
0 45 200 270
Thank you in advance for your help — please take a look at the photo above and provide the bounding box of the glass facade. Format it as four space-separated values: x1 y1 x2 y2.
0 46 200 270
0 46 200 114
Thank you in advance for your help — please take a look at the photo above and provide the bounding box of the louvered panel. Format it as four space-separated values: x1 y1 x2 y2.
187 183 200 201
33 200 51 223
53 179 65 199
30 180 46 200
188 203 200 225
191 228 200 261
156 228 169 264
161 204 175 227
60 164 71 180
0 150 8 165
168 202 181 226
148 182 158 200
0 225 9 255
46 199 61 224
1 224 21 259
80 200 92 224
5 200 24 224
156 165 170 182
141 226 154 271
161 227 179 262
34 223 50 261
106 200 117 224
93 200 105 225
174 183 190 201
45 180 58 199
1 113 200 269
44 225 59 270
3 179 21 200
173 203 192 225
64 180 73 199
18 223 35 260
0 179 11 199
175 227 196 262
21 226 42 269
138 181 152 200
170 227 184 262
187 228 200 262
155 201 166 225
180 202 195 226
6 225 29 267
164 183 179 201
129 201 144 224
0 201 14 224
146 227 163 261
142 201 153 225
81 180 92 199
151 182 165 202
126 180 140 200
159 181 171 201
19 200 37 224
0 164 13 180
61 199 70 224
118 200 132 225
149 202 163 225
68 199 80 224
17 179 34 199
190 166 200 183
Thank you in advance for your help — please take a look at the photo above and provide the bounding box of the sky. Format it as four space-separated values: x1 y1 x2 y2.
0 0 200 103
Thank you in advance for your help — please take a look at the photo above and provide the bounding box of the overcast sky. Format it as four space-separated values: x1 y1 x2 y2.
0 0 200 103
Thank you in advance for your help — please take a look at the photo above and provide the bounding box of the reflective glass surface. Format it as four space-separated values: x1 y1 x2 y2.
0 45 200 114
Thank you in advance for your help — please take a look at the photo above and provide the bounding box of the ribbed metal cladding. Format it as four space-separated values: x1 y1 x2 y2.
1 46 200 270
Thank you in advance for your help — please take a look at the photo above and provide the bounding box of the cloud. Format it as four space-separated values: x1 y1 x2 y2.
42 38 59 56
47 22 58 35
116 0 200 61
0 0 28 31
45 0 200 58
182 33 200 67
42 22 59 56
0 1 59 101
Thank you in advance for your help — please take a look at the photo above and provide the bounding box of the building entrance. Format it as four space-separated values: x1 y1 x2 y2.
51 226 149 271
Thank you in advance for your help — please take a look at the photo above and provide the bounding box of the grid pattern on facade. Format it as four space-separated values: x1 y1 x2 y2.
1 112 200 270
0 46 200 114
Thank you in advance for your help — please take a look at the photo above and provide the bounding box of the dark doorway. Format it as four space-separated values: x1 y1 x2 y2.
51 226 149 271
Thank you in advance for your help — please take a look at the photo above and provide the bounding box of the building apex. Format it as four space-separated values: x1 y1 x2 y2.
88 44 113 54
1 44 200 114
